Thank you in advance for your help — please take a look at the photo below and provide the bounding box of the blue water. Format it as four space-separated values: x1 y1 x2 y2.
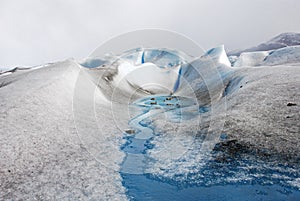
121 174 300 201
120 95 300 201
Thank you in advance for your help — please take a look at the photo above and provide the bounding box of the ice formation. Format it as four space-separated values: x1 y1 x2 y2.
233 45 300 67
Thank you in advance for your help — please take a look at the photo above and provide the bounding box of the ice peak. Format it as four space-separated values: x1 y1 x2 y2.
203 45 231 67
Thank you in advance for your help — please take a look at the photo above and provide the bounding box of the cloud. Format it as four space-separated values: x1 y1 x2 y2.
0 0 299 67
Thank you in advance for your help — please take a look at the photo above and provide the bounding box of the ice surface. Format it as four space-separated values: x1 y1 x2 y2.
80 57 107 68
233 51 269 67
0 61 127 200
1 41 300 200
114 61 181 94
233 45 300 67
263 45 300 65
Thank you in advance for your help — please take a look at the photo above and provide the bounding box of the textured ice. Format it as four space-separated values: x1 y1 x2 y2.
263 45 300 65
114 61 180 94
116 46 300 200
233 51 269 67
0 61 127 200
121 48 186 67
80 57 107 68
233 45 300 67
1 38 300 200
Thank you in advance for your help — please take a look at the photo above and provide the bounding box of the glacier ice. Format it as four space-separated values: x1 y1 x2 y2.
1 37 300 200
233 51 270 67
233 45 300 67
80 57 107 68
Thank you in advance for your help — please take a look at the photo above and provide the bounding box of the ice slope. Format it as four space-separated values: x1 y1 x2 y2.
229 32 300 56
176 45 233 105
0 61 127 200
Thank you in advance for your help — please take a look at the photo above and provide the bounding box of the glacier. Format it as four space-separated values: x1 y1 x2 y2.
0 39 300 200
232 45 300 67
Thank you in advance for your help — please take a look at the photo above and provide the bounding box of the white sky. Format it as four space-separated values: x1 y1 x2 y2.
0 0 299 68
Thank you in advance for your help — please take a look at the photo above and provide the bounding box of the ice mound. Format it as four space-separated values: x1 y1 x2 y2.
82 48 191 103
114 59 181 95
176 45 232 103
233 51 269 67
263 45 300 65
233 45 300 67
82 45 232 105
201 45 231 66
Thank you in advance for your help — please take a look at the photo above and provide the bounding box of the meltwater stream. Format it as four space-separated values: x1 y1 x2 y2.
120 95 197 175
119 95 300 201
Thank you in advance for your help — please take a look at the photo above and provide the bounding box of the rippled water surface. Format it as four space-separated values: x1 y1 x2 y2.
120 95 300 201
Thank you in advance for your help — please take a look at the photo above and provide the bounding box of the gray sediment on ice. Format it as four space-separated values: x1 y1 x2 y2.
0 61 127 200
220 65 299 163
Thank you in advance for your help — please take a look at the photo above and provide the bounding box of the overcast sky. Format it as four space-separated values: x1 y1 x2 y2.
0 0 299 68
